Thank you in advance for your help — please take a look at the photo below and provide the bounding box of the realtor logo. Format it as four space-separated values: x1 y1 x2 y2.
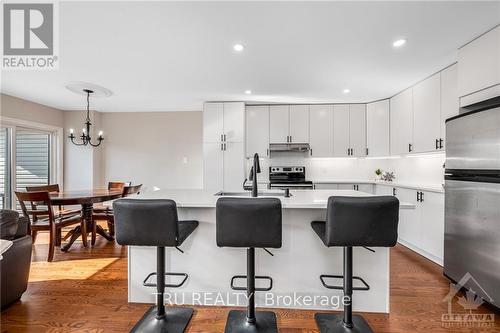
2 2 58 69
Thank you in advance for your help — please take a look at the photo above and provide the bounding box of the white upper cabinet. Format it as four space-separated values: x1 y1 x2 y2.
203 103 224 143
223 102 245 142
203 102 244 143
269 105 309 143
413 73 441 153
289 105 309 143
309 105 333 157
366 99 390 157
333 104 366 157
349 104 366 157
458 25 500 106
390 88 413 155
246 106 269 158
440 64 459 148
333 105 350 157
269 105 290 143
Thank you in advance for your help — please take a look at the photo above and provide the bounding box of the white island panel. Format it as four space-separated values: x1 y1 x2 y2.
127 189 413 313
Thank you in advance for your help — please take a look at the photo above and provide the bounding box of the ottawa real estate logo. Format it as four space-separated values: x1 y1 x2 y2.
2 2 58 70
442 272 495 329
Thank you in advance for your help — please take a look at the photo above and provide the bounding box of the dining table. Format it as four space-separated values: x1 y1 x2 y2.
50 189 124 252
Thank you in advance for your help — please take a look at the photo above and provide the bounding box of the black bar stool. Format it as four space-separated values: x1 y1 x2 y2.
113 199 199 333
311 196 399 333
216 197 282 333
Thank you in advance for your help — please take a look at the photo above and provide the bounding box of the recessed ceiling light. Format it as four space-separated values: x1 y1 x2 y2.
233 44 244 52
393 39 407 48
245 90 252 95
343 89 351 94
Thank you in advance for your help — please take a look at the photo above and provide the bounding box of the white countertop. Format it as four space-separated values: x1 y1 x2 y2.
136 189 415 209
312 179 444 193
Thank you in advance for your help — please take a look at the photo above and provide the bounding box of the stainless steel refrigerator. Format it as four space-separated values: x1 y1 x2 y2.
444 101 500 309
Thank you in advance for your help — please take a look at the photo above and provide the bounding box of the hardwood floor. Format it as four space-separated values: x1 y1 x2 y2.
1 227 499 333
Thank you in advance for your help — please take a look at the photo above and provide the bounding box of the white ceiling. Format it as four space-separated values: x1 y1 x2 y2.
2 1 499 112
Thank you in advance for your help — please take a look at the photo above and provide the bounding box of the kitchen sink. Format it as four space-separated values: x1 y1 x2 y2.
214 191 291 197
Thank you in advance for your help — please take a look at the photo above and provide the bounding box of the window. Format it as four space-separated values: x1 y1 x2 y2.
15 129 51 192
0 128 9 209
0 120 62 210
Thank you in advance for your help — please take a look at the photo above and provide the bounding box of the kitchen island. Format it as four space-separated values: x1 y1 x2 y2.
127 189 414 313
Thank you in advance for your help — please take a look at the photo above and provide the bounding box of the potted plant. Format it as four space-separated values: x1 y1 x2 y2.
375 168 382 181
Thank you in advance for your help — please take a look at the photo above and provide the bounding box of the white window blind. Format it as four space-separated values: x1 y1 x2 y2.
15 129 50 192
0 128 8 209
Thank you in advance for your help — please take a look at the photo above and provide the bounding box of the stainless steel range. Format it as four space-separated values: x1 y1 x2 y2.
269 166 313 190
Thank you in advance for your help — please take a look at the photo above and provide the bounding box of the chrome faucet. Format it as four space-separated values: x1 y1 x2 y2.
248 153 261 197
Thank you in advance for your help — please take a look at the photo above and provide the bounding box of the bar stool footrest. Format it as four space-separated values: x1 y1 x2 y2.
319 274 370 291
143 272 188 288
230 275 273 291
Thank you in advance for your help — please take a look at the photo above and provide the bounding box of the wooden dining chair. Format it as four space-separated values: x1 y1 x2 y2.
15 191 85 262
26 184 81 219
92 181 132 241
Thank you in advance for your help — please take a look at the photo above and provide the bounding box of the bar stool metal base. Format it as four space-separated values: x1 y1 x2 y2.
225 310 278 333
314 313 374 333
130 306 193 333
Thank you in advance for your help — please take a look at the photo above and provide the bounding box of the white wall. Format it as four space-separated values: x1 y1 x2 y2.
100 111 203 191
1 93 64 127
63 110 103 190
247 153 446 186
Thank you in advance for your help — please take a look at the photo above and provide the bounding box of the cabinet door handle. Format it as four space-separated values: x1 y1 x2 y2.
310 148 313 156
416 191 420 202
223 134 226 142
221 134 223 141
435 139 439 150
221 143 224 151
289 135 292 142
266 148 269 156
409 143 413 152
439 138 444 149
366 148 369 156
420 191 424 202
392 188 396 196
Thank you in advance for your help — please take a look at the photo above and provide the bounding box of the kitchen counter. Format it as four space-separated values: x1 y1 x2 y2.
136 188 416 209
127 189 413 314
312 179 444 193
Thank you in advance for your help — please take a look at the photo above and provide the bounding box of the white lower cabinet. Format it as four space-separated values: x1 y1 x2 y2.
223 142 245 191
203 143 224 190
374 184 394 196
314 183 338 190
203 142 244 192
395 188 421 248
384 185 444 265
419 191 445 262
315 183 373 194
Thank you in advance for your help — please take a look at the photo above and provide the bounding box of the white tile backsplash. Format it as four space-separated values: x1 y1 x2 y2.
246 153 445 186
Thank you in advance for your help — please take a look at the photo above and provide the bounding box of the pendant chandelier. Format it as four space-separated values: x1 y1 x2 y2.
68 89 104 147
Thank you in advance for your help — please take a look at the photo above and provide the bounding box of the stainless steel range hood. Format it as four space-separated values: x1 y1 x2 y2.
269 143 310 153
